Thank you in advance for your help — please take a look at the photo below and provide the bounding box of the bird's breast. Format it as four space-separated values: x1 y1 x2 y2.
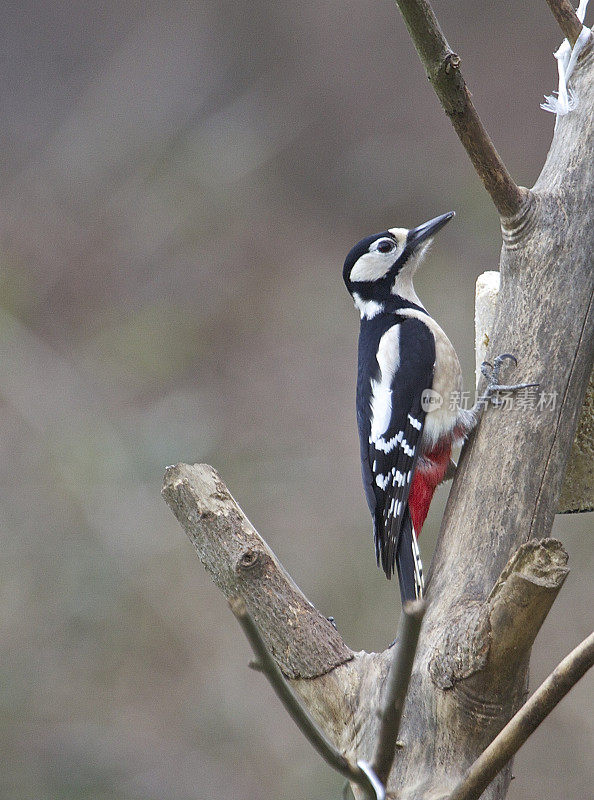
399 309 463 450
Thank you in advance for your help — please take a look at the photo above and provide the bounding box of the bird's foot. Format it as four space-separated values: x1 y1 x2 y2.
478 353 539 408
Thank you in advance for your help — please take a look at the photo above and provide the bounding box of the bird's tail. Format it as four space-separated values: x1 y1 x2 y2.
374 505 424 602
395 507 424 603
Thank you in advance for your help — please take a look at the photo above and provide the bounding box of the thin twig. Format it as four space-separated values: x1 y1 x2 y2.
372 600 426 786
229 596 384 800
392 0 527 218
545 0 584 47
448 631 594 800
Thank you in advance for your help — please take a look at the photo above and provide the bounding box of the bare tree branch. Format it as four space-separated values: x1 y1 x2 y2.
392 0 528 217
162 465 573 800
448 631 594 800
545 0 584 46
161 462 353 678
228 596 383 800
372 600 425 787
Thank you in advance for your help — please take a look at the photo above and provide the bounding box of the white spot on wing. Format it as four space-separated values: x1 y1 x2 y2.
407 414 422 431
400 439 415 457
375 473 389 490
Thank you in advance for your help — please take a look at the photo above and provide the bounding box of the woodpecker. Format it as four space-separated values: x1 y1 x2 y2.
343 212 532 603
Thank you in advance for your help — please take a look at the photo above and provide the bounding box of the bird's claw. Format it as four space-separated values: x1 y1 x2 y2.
480 353 539 406
481 353 518 387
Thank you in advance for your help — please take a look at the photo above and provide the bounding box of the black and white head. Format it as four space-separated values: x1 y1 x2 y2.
343 212 455 318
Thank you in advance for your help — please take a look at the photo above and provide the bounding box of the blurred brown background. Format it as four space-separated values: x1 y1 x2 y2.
0 1 591 798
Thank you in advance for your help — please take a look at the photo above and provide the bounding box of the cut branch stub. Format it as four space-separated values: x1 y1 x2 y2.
483 539 569 686
428 539 569 695
162 463 353 678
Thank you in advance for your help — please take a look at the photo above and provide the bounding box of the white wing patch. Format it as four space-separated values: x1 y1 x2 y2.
369 325 401 443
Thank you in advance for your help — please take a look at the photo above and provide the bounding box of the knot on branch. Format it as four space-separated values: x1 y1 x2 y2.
444 52 460 74
433 51 467 114
236 547 271 576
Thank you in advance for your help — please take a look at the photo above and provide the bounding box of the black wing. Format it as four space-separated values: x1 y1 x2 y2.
357 316 435 599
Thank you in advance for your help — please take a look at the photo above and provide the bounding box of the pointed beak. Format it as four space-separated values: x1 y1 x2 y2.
407 211 455 250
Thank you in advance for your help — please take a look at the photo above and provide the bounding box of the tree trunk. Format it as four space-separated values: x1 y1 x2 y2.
162 32 593 800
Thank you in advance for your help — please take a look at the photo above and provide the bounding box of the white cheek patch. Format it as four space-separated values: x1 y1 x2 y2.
350 251 392 283
350 235 406 283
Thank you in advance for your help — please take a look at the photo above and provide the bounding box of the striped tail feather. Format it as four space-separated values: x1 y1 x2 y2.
395 506 424 603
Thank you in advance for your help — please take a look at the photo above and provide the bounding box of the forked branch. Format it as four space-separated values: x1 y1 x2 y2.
229 596 384 800
163 465 587 799
392 0 528 217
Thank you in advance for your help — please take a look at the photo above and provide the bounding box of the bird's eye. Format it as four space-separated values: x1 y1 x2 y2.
376 239 395 254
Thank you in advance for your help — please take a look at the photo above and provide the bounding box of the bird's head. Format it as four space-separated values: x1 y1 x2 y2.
343 211 455 316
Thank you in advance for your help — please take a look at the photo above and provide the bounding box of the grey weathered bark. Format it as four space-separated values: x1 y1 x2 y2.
163 466 574 799
475 272 594 513
162 12 594 800
448 631 594 800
